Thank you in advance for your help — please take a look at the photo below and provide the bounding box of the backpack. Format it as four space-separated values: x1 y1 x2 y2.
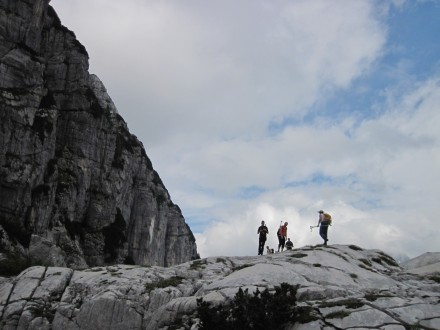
324 213 332 224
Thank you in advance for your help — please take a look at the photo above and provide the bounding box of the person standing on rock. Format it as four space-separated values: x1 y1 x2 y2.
285 238 293 250
317 210 331 245
257 220 269 255
277 221 288 252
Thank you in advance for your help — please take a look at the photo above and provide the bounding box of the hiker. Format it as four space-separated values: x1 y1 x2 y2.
285 238 293 250
277 222 288 252
317 210 332 245
257 220 269 255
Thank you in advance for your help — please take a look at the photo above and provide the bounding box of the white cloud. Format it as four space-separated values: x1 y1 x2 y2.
51 0 440 260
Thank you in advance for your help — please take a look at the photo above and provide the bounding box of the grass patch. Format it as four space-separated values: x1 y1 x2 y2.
28 302 55 322
350 273 358 279
290 253 308 258
190 259 207 270
427 275 440 283
296 306 320 324
363 292 394 301
144 276 184 293
371 257 382 264
348 245 363 251
359 258 372 267
86 267 104 272
232 263 253 271
359 264 374 272
319 298 364 310
326 310 351 319
377 252 399 267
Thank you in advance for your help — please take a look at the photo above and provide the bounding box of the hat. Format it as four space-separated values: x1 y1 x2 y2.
318 210 324 213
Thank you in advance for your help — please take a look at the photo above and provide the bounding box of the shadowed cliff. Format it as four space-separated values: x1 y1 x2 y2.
0 0 198 269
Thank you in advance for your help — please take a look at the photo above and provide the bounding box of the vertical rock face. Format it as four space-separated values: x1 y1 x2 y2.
0 0 198 268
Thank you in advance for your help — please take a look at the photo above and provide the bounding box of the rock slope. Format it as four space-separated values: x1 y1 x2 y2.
0 245 439 329
0 0 198 268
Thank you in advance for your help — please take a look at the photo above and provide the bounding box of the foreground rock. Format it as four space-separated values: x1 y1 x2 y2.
0 0 198 268
0 245 439 329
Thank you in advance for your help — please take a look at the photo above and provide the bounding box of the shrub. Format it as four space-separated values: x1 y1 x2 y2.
196 283 299 330
428 275 440 283
190 259 207 270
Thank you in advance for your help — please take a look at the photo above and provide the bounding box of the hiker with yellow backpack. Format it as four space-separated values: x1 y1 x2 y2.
317 210 332 245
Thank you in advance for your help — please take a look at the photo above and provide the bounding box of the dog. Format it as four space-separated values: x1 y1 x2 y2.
266 246 274 254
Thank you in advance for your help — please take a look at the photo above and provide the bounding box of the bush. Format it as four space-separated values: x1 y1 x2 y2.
196 283 299 330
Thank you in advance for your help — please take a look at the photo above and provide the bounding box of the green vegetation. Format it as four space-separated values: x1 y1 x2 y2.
358 263 374 272
377 252 399 267
196 283 299 330
295 305 320 324
290 253 308 258
232 263 253 271
427 275 440 283
144 276 184 293
363 292 394 301
358 258 372 267
28 301 55 322
319 298 364 310
190 259 207 270
326 310 351 319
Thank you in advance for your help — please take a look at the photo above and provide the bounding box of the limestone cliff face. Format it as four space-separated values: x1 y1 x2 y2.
0 0 198 268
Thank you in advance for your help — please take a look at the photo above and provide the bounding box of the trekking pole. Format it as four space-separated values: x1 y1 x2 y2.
310 225 319 232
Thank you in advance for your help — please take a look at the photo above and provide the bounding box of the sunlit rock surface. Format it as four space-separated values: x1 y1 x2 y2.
0 245 439 329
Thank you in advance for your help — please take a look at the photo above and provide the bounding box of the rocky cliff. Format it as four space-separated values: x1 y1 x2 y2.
0 0 198 269
0 245 439 329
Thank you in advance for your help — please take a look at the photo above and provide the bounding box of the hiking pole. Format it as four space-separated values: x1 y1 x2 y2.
310 225 319 232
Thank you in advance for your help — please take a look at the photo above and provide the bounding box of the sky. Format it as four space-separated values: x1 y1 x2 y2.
51 0 440 260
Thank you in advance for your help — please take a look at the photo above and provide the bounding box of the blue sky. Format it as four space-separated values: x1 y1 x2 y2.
52 0 440 259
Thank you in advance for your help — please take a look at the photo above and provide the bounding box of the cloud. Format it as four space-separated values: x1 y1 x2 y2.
51 0 440 260
194 76 440 258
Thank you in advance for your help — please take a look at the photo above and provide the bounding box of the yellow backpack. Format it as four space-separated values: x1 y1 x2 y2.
324 213 332 224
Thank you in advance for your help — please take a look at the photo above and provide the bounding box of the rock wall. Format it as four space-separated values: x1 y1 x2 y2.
0 245 439 329
0 0 198 268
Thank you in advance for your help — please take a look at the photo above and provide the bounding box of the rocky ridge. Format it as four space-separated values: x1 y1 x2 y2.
0 0 198 268
0 244 439 329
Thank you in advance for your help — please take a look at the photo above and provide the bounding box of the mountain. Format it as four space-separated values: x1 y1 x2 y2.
402 252 440 276
0 0 198 269
0 244 439 329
